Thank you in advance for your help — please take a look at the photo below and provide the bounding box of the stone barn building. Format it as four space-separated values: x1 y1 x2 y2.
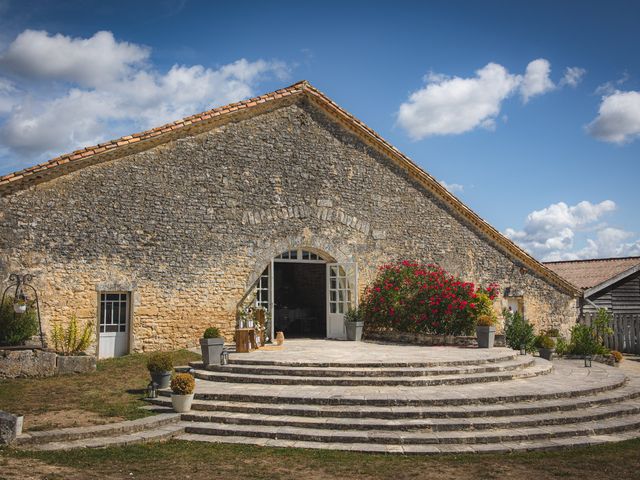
0 81 580 357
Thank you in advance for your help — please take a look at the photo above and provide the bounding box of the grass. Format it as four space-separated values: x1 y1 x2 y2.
0 349 200 429
2 437 640 480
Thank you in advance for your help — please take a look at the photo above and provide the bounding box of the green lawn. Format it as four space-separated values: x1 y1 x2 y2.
0 350 200 431
2 437 640 480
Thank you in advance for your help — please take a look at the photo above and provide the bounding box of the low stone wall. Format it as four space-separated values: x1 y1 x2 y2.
0 349 96 378
365 330 506 348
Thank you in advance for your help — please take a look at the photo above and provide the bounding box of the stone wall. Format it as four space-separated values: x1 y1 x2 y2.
0 98 578 352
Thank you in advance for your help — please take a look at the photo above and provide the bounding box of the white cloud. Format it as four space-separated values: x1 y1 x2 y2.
397 62 521 139
398 58 584 139
559 66 586 88
439 180 464 194
0 30 149 88
505 200 640 261
0 30 289 167
505 200 617 259
520 58 555 103
586 90 640 144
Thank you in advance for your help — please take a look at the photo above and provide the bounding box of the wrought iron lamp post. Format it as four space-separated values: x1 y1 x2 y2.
1 273 44 348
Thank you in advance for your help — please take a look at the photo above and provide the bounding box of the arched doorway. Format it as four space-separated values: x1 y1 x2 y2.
250 248 358 341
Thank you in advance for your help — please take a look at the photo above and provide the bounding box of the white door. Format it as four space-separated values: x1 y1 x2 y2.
326 263 358 339
98 292 130 359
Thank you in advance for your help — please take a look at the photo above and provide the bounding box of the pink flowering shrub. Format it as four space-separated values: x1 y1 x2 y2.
361 261 499 336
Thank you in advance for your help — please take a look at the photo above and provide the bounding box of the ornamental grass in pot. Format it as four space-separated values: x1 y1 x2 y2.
170 373 196 413
536 334 556 361
147 352 173 389
344 307 364 341
476 314 496 348
200 327 225 367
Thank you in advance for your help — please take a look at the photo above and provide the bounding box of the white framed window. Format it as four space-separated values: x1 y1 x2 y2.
256 268 269 309
274 249 328 263
99 292 130 333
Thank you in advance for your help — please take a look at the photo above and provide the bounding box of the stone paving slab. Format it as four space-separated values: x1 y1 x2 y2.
15 413 181 446
187 360 626 406
175 429 640 454
225 340 518 367
30 424 185 451
201 355 535 377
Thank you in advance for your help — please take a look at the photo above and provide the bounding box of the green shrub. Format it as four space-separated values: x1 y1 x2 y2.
203 327 221 339
568 323 609 356
171 373 195 395
147 352 173 373
51 314 93 355
0 298 39 346
503 309 536 352
535 334 555 349
555 337 569 355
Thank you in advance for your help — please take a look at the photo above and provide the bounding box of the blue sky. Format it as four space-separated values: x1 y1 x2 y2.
0 0 639 261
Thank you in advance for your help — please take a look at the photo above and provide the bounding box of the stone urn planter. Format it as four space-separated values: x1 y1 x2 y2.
171 393 195 413
147 352 173 390
171 373 195 413
538 347 555 361
345 321 364 341
476 325 496 348
200 337 225 367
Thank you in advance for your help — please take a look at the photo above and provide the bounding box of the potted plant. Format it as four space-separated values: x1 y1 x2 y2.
147 351 173 389
200 327 225 367
476 314 496 348
344 307 364 341
611 350 623 366
170 373 196 413
536 334 556 360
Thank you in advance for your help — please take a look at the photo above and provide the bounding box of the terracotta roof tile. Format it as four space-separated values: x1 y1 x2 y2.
544 257 640 290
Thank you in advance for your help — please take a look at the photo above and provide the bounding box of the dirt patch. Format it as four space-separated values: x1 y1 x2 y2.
23 409 124 432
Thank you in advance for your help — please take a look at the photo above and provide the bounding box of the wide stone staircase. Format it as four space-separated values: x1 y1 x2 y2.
145 344 640 454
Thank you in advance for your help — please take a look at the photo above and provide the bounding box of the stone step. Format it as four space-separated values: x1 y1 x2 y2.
191 361 552 387
179 398 640 431
149 383 640 418
27 424 186 451
14 413 181 446
175 429 640 454
182 412 640 445
222 351 519 368
197 356 535 377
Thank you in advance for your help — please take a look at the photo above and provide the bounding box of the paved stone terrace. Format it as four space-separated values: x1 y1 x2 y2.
223 339 519 366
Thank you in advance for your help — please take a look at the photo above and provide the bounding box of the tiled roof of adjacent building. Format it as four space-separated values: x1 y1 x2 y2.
544 257 640 290
0 80 582 296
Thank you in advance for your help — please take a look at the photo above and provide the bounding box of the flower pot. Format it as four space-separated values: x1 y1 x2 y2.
538 347 555 361
13 304 26 314
150 370 172 389
476 325 496 348
171 393 194 413
200 337 225 367
345 321 364 341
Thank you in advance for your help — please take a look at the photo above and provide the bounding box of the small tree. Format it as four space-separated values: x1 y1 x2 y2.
503 309 536 352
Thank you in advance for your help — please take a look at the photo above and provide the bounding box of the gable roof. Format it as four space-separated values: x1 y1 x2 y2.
0 80 581 296
544 257 640 292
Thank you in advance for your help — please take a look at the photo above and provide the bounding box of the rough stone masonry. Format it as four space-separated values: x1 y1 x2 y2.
0 95 579 352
